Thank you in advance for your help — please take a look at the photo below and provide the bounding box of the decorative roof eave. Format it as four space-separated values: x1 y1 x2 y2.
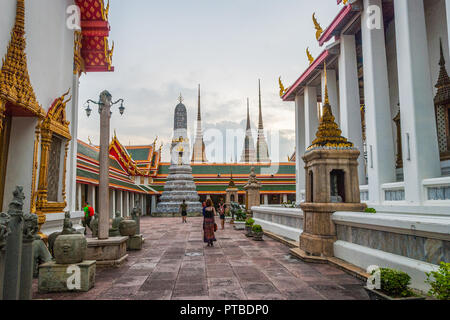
318 3 361 46
0 0 45 119
282 50 329 101
109 136 146 176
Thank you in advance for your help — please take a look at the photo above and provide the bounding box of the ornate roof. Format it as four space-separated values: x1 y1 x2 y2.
75 0 114 73
0 0 44 118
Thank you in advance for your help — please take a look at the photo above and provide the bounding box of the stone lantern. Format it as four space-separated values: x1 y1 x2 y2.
243 167 261 216
299 66 366 259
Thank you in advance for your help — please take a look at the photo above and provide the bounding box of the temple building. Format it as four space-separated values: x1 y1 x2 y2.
0 0 114 236
252 0 450 293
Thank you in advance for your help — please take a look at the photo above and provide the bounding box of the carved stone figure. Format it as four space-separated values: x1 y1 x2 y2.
90 213 99 238
22 212 38 242
109 211 123 237
0 212 11 250
131 201 141 235
32 235 52 278
53 234 87 264
48 211 79 257
119 219 137 237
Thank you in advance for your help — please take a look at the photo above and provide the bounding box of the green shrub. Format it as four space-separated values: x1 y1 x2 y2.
252 224 263 233
245 218 255 226
365 208 376 214
235 209 247 221
376 268 413 297
426 262 450 300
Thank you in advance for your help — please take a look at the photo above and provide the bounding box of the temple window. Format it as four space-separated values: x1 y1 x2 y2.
330 169 345 203
47 135 64 202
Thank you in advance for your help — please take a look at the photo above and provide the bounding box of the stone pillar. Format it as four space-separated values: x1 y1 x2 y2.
321 69 339 125
3 187 25 300
0 212 10 301
295 93 306 204
283 194 288 203
130 193 135 213
394 0 441 203
19 212 38 300
243 167 261 215
361 0 396 203
151 195 157 215
88 184 96 211
304 86 319 146
140 195 144 216
116 190 123 216
339 34 366 185
263 194 269 205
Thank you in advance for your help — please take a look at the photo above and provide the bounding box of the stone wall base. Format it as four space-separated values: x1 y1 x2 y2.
38 260 96 293
127 234 144 251
85 236 128 268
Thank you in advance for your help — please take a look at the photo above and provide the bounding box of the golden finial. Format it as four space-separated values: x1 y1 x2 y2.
313 13 323 41
324 61 330 105
343 0 348 4
278 77 288 97
307 61 353 150
153 136 158 146
88 136 92 145
306 47 314 65
114 129 117 138
178 93 184 104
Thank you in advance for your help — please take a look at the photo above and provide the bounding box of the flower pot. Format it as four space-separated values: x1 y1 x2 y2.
53 234 87 264
119 219 137 236
245 225 254 237
233 221 245 230
252 232 263 241
364 287 426 300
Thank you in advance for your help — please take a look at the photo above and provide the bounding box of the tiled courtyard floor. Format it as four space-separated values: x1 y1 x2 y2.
33 216 369 300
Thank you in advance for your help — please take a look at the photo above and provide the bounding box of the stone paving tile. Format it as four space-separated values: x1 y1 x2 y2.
32 216 369 300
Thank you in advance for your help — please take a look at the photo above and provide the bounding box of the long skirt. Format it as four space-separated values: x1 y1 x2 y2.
203 217 216 243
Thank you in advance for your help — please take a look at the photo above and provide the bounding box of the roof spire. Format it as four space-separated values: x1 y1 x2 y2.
197 84 201 121
434 38 450 106
246 98 251 130
258 79 264 130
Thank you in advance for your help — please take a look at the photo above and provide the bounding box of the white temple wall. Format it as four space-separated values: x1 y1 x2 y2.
385 19 400 158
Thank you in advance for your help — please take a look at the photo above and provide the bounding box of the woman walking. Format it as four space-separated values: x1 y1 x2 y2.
203 199 217 247
180 200 188 224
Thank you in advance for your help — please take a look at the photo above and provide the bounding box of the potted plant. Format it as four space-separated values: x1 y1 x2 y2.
233 208 247 230
426 262 450 300
252 224 264 241
365 267 425 300
245 218 255 237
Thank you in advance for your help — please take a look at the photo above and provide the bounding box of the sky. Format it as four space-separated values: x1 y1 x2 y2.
77 0 339 162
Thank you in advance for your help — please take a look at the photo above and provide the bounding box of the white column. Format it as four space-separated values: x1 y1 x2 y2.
304 86 319 146
361 0 396 203
263 194 268 205
339 34 366 185
447 0 450 50
123 191 129 217
394 0 441 203
321 69 340 125
131 193 135 210
151 195 157 214
140 195 144 214
76 184 82 211
295 93 306 204
116 190 123 216
109 189 116 218
88 184 96 211
283 194 288 203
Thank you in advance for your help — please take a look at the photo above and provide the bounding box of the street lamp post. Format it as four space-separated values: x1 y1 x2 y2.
85 90 125 240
